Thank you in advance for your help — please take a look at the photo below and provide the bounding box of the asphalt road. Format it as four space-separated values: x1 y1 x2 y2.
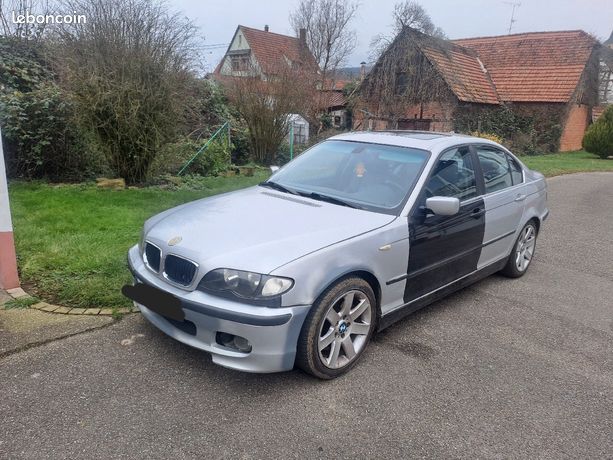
1 173 612 459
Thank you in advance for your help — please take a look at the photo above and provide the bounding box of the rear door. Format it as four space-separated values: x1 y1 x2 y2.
473 144 526 268
404 145 485 303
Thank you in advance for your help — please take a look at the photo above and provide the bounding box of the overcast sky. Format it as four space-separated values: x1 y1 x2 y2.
171 0 613 72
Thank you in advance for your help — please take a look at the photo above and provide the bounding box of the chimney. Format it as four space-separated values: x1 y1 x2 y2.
264 25 269 32
360 61 367 80
298 28 308 63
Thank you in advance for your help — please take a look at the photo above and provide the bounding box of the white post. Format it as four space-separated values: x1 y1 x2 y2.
0 126 19 289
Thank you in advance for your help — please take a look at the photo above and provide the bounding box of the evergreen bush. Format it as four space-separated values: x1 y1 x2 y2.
582 106 613 159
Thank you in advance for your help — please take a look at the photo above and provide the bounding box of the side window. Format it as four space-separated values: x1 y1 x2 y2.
425 147 477 201
476 146 513 194
506 154 523 185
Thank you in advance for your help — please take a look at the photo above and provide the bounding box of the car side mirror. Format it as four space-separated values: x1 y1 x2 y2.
425 196 460 216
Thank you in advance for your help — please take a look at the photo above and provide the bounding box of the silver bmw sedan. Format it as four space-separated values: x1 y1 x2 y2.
123 131 548 379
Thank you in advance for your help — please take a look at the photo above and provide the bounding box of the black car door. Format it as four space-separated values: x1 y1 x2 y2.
404 145 485 303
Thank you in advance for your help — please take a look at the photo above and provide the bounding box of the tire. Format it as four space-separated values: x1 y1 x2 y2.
500 220 538 278
296 277 377 379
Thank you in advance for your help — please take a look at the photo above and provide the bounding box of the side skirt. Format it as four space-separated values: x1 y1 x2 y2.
378 257 507 331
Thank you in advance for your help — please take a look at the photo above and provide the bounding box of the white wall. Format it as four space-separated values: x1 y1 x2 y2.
0 127 13 233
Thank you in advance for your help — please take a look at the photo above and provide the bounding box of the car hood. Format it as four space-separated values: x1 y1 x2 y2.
145 186 396 274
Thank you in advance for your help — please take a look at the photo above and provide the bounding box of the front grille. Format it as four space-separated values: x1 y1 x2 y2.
164 255 197 286
144 242 161 272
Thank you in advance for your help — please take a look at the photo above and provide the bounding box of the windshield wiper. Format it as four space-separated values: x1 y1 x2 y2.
259 181 299 195
261 182 361 209
303 192 362 209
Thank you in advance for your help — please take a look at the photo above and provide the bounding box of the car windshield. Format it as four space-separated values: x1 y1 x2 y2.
265 140 430 214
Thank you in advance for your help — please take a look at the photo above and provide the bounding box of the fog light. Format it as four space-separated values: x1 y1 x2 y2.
216 332 252 353
232 336 251 353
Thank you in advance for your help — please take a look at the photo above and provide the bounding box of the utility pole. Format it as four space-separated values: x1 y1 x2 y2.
504 1 521 34
0 125 20 289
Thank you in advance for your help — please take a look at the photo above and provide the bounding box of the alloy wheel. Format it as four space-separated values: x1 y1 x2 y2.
318 290 372 369
515 224 536 272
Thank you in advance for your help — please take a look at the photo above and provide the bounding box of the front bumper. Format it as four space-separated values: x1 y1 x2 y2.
127 245 310 373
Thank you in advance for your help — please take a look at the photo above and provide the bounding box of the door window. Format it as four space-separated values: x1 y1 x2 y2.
425 147 477 201
506 154 524 185
476 146 513 193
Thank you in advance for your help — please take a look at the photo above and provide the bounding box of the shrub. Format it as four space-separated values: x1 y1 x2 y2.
195 139 232 176
583 107 613 159
319 113 333 130
57 0 200 184
0 38 103 180
151 138 231 177
470 131 504 144
229 125 252 165
455 104 564 155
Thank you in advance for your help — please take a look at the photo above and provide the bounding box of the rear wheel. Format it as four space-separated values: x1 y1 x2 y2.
501 221 538 278
296 277 376 379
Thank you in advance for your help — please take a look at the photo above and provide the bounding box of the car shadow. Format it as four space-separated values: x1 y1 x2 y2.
138 273 506 391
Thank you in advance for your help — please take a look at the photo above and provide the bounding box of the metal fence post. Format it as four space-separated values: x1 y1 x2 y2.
0 126 20 289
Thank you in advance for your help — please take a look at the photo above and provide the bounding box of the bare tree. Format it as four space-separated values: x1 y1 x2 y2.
290 0 358 85
0 0 54 42
370 0 445 61
393 1 438 34
223 61 317 165
53 0 200 183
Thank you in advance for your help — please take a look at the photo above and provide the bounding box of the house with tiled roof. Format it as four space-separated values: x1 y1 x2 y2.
214 25 318 79
214 25 353 131
356 27 604 152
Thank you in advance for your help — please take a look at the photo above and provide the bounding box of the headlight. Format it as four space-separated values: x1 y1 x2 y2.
198 268 294 299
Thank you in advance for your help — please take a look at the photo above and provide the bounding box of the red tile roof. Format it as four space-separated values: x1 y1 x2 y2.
318 90 347 109
417 40 499 104
238 26 318 75
454 30 598 102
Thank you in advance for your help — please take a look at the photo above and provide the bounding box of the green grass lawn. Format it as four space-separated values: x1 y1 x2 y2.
9 171 270 310
8 150 613 311
521 150 613 177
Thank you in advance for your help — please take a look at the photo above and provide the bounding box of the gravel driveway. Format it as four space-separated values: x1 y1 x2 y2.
1 172 612 459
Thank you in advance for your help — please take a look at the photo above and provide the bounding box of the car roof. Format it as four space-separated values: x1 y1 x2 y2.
330 130 502 152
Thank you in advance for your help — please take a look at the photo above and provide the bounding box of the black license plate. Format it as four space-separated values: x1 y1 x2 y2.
122 283 185 321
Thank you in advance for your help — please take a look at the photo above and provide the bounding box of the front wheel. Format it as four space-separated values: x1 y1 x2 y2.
501 221 538 278
296 277 376 379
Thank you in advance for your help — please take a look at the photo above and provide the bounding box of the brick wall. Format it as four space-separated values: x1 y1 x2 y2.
559 104 589 151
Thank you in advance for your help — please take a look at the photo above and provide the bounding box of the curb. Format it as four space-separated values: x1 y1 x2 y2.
4 287 138 316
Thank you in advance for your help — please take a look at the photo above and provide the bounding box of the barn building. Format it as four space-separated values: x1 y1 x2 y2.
356 28 605 152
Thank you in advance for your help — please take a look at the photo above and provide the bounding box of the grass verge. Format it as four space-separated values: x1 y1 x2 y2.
9 171 269 309
521 150 613 177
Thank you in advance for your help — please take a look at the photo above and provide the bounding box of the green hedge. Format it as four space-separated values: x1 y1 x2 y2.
0 39 101 180
583 106 613 159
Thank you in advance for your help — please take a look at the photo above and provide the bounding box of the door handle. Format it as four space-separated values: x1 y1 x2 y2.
471 208 485 218
515 194 526 202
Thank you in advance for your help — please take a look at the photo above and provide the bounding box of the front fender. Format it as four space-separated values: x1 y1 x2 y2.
273 219 409 315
